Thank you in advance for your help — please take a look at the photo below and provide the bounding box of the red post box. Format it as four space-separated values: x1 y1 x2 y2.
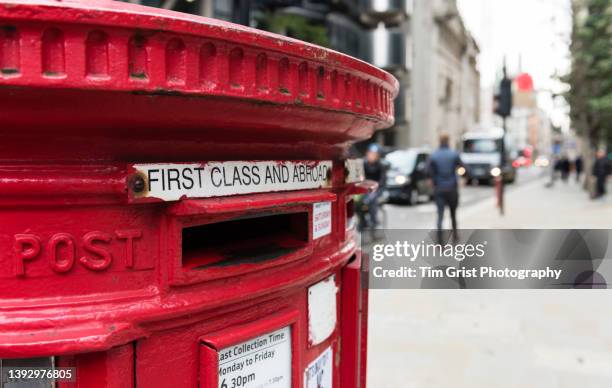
0 1 398 387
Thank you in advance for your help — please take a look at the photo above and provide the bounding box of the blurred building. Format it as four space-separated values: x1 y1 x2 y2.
530 109 553 156
411 0 480 150
121 0 479 150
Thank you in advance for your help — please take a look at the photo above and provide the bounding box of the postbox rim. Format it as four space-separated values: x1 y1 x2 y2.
0 0 399 159
0 0 399 111
1 0 394 84
64 0 398 90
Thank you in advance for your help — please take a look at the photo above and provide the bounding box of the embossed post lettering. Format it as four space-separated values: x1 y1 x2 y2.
48 233 75 273
12 230 146 276
80 231 113 271
115 229 142 268
14 234 41 277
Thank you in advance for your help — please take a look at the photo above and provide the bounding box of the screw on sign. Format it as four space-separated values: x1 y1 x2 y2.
0 0 397 386
214 325 291 388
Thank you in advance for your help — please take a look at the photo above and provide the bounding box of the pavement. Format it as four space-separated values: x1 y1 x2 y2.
461 173 612 228
367 168 612 388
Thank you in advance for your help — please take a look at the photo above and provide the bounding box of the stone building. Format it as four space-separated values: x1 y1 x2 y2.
410 0 480 149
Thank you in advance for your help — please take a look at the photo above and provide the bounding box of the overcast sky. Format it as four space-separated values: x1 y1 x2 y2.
456 0 572 128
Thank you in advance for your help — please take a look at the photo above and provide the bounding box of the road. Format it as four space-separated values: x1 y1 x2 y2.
383 166 545 230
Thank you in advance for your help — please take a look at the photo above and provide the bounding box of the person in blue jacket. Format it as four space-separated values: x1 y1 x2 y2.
428 133 464 240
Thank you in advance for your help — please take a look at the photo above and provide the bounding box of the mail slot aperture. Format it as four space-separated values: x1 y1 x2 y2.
181 212 309 271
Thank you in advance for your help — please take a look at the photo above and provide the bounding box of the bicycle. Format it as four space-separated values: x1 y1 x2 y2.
354 191 388 242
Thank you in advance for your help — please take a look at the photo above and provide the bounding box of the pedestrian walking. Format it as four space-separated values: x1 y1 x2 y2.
428 133 463 242
559 154 570 182
592 149 610 199
574 155 583 183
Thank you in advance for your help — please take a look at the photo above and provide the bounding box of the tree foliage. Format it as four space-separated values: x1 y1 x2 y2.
256 13 329 48
567 0 612 148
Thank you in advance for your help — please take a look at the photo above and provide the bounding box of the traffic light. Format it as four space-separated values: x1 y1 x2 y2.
494 76 512 118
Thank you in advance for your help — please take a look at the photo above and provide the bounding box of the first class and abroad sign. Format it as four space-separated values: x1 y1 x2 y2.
131 161 332 201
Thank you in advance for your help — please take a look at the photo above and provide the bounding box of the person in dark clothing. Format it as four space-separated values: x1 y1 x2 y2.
361 144 386 228
428 133 463 240
574 156 583 183
592 149 609 198
559 155 570 182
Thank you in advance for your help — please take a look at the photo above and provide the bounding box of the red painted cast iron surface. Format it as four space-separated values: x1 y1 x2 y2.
0 0 397 161
0 1 398 387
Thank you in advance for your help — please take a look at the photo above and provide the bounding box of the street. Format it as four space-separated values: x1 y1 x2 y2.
384 166 545 230
368 167 612 388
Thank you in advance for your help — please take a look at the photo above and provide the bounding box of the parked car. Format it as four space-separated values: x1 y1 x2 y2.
384 148 434 205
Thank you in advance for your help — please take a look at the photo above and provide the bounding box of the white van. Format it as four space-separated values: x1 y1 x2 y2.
460 128 516 184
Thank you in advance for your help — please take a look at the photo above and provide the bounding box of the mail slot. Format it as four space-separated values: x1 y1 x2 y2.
0 1 398 387
181 211 310 270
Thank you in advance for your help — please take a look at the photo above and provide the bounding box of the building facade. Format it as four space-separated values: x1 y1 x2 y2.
411 0 480 149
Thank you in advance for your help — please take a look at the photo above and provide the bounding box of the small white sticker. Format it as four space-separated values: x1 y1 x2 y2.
308 275 337 345
132 160 332 201
304 347 333 388
344 159 365 183
312 202 332 240
217 326 291 388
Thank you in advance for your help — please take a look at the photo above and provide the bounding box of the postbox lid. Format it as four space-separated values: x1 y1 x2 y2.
0 0 398 148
